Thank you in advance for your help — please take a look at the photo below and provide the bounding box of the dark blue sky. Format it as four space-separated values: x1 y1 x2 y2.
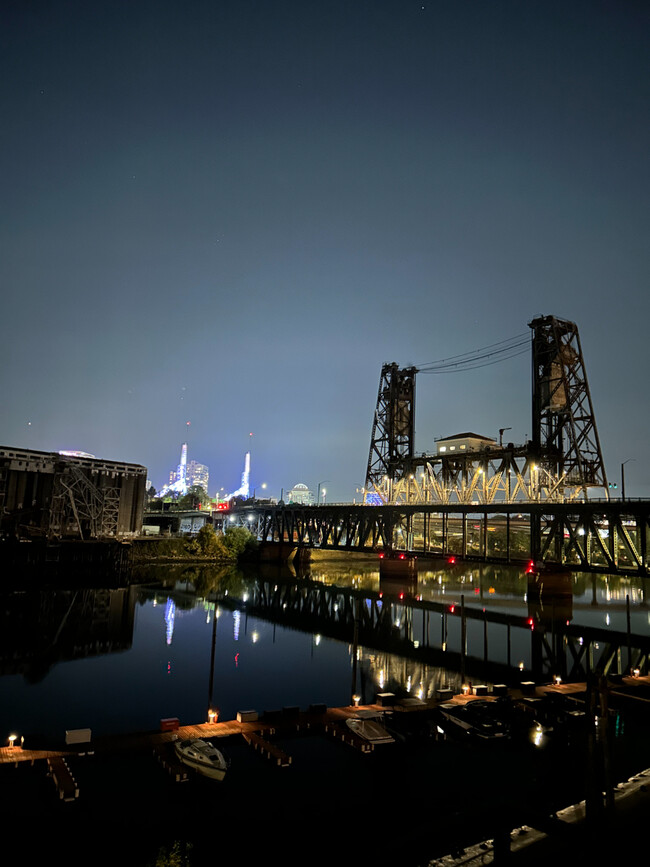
2 1 649 500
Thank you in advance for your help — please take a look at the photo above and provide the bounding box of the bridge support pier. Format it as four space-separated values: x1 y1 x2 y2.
293 547 311 568
258 542 298 564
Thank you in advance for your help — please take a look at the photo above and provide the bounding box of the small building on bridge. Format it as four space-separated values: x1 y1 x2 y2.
435 432 498 455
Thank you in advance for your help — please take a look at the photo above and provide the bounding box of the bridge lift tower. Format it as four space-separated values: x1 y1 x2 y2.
364 315 608 505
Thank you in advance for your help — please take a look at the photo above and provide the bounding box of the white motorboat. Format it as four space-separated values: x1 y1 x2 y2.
346 710 395 745
436 701 510 740
173 738 229 780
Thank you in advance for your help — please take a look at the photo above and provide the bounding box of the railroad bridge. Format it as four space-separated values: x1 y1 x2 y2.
230 500 650 576
231 314 649 576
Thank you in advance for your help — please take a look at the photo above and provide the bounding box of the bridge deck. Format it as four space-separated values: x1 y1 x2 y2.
233 501 650 576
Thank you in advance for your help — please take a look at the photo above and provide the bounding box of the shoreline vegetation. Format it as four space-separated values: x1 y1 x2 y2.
132 524 257 564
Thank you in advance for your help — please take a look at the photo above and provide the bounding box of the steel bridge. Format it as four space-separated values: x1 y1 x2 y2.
364 315 610 505
230 499 650 576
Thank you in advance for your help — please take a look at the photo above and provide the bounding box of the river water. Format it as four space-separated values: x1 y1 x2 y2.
2 555 649 866
2 555 648 739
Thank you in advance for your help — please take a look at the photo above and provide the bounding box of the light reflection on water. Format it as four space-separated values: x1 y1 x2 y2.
0 558 648 742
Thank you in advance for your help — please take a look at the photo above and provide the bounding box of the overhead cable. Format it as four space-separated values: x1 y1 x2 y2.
415 332 530 373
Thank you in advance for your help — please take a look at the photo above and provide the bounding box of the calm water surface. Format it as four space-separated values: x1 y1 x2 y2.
1 557 648 743
3 556 650 867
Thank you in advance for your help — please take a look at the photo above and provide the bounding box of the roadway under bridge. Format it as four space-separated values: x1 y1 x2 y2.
229 500 650 576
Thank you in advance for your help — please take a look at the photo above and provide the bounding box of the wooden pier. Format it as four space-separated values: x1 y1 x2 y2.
2 682 650 867
242 731 292 766
47 756 79 801
2 675 650 801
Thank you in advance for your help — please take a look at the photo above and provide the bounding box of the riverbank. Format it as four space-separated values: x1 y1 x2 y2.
131 536 235 563
131 525 258 564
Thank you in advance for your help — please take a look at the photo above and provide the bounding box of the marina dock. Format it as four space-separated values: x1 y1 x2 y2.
3 674 650 772
3 677 650 866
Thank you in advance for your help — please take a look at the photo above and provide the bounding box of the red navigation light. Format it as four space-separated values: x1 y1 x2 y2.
449 604 456 614
527 617 535 630
474 587 480 594
448 556 456 564
399 553 405 560
399 592 405 600
525 560 536 574
378 552 385 559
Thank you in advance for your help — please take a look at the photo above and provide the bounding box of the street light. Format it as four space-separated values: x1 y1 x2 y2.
317 480 330 505
621 459 635 502
353 483 366 504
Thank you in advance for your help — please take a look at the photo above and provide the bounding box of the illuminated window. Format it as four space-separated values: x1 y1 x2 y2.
439 447 446 452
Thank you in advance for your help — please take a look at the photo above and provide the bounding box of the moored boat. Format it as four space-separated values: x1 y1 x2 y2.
435 700 510 741
346 710 395 744
173 738 229 780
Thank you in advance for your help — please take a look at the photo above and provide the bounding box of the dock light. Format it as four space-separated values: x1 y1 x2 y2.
519 662 525 671
8 735 17 748
462 684 470 696
554 675 562 685
352 695 361 707
633 669 641 678
207 709 218 724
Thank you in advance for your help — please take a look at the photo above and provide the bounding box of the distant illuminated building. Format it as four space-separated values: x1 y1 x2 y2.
159 443 189 497
224 452 251 500
187 460 209 493
287 483 314 505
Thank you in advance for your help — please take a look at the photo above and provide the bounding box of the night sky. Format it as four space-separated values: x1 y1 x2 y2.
2 1 649 500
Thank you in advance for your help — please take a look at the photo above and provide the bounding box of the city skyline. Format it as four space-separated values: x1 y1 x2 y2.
1 2 649 501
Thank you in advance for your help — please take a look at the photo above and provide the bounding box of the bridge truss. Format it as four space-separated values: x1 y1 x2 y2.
364 315 608 505
231 500 650 576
